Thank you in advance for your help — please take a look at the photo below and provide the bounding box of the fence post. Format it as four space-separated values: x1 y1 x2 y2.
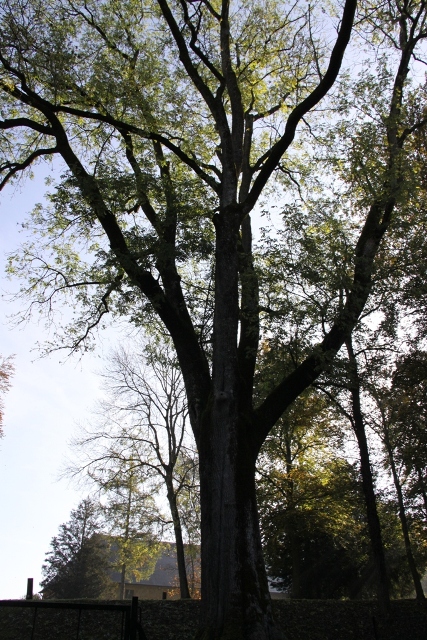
130 596 138 640
26 579 33 600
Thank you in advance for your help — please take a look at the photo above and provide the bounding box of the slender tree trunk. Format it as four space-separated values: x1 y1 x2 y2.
290 527 302 600
346 339 390 611
166 480 191 599
120 564 126 600
384 436 425 600
118 482 133 600
416 466 427 518
284 450 300 600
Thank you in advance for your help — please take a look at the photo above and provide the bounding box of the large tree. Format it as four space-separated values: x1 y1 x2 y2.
2 1 427 637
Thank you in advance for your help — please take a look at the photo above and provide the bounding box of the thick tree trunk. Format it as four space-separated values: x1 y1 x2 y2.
346 339 390 611
197 427 282 640
166 483 191 599
194 209 282 639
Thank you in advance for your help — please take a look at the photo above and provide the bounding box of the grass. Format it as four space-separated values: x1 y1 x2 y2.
0 598 426 639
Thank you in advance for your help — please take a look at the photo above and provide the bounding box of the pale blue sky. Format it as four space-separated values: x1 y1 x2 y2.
0 161 125 598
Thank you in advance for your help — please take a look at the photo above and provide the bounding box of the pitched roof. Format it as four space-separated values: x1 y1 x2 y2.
110 542 200 588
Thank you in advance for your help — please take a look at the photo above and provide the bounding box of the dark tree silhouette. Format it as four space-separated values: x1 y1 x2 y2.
41 499 113 599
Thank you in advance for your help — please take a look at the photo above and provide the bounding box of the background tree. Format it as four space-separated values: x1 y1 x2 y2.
368 351 427 600
255 170 392 608
389 351 427 508
344 336 390 608
175 456 201 597
2 1 427 637
40 498 114 599
256 383 366 600
371 386 426 601
97 462 163 600
259 451 372 600
257 347 427 601
69 339 198 599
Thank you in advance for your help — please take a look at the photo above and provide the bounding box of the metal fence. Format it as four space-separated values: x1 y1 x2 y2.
0 596 147 640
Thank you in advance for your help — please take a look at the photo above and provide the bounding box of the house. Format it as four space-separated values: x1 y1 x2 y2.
111 542 201 600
